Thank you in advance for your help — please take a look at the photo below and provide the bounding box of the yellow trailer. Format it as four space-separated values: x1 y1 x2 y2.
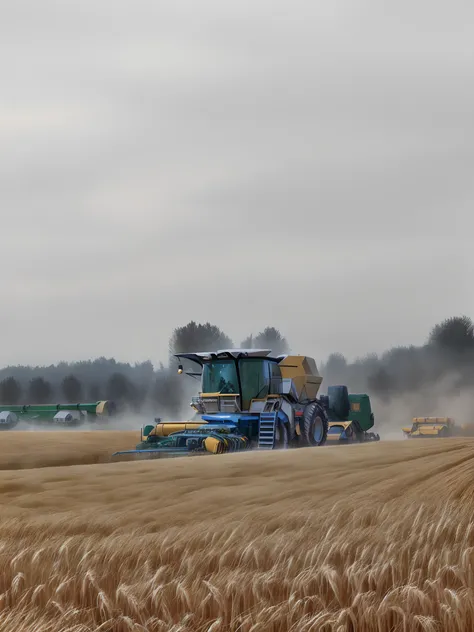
402 417 455 438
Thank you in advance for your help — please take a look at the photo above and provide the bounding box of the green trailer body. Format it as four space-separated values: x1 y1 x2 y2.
324 386 378 443
347 394 374 432
0 401 116 427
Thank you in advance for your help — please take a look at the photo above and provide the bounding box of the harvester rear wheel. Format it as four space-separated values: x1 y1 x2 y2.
301 402 328 447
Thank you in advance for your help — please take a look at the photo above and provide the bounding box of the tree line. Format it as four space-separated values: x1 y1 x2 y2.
0 324 289 416
0 316 472 417
321 315 474 403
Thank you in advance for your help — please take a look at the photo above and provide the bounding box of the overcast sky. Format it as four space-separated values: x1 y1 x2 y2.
1 0 473 367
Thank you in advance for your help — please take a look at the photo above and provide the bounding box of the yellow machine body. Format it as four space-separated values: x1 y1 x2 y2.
278 355 323 401
203 435 222 453
95 400 115 415
326 420 354 442
402 417 455 438
149 421 208 437
202 434 248 453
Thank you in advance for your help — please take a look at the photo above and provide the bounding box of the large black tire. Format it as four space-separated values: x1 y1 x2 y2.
275 420 289 449
301 402 328 446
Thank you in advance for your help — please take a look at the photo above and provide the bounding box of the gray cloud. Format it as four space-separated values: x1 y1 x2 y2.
1 0 473 367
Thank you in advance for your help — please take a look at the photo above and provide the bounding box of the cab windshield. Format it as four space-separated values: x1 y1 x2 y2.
238 359 269 409
201 357 282 410
202 360 238 394
239 358 282 409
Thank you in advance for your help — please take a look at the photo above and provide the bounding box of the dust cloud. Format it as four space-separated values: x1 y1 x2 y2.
338 372 474 440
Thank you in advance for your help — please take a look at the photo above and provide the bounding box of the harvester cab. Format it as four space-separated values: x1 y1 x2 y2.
178 349 329 450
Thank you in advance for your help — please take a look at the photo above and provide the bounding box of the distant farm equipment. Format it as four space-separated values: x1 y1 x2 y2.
402 417 474 438
0 401 116 429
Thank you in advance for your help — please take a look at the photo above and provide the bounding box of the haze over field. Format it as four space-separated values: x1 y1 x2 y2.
2 0 474 367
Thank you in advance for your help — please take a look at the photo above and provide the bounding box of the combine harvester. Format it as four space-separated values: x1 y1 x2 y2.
113 348 380 459
402 417 474 438
0 401 116 430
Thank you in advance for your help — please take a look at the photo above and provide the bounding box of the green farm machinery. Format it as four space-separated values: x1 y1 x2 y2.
0 400 116 429
325 388 380 443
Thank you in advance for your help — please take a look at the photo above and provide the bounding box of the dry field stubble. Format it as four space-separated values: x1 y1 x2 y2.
0 432 474 631
0 431 137 470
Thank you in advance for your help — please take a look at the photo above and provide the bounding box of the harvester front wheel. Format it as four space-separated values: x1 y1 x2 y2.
302 402 328 447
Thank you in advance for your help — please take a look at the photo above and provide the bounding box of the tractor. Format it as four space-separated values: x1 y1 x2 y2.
113 348 379 459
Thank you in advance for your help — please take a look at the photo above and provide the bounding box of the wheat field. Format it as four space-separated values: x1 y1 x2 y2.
0 431 473 631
